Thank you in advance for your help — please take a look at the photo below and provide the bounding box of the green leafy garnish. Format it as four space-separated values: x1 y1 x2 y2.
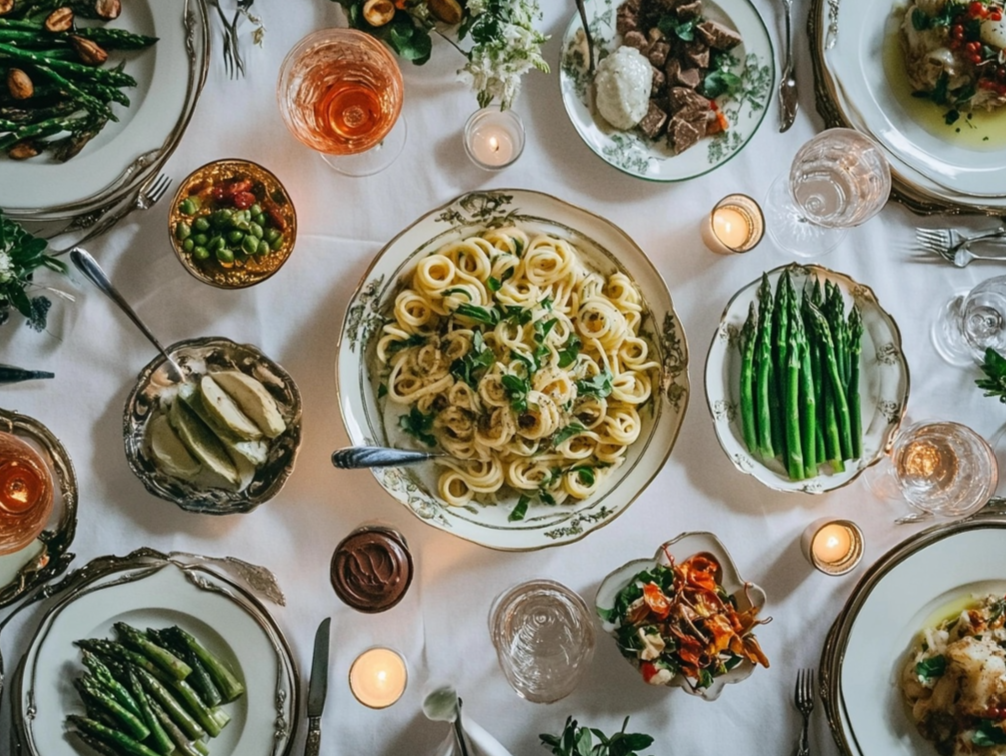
398 406 437 447
455 303 500 326
0 210 67 332
533 317 558 367
387 333 426 353
557 335 582 368
553 422 586 447
450 331 496 388
577 369 614 399
498 304 534 326
502 373 531 412
509 494 531 522
658 15 695 41
539 716 654 756
915 655 947 682
442 287 473 301
572 466 595 486
944 109 960 125
974 722 1006 747
701 69 742 99
977 348 1006 403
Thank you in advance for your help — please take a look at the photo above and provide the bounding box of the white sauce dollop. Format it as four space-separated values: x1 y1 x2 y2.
594 46 653 130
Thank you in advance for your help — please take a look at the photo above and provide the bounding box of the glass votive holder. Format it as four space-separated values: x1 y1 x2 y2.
701 194 765 254
488 579 594 703
0 431 54 557
464 108 525 171
349 646 408 709
800 518 864 576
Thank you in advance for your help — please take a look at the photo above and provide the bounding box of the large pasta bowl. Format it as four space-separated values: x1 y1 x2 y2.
336 190 689 550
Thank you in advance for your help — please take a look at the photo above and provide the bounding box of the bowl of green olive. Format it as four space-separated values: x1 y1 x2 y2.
168 158 297 288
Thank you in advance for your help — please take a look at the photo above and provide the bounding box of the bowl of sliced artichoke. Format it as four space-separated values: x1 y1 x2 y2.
123 336 302 514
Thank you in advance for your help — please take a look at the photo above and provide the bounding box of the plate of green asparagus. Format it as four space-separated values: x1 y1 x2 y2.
704 264 910 494
0 0 209 219
13 552 297 756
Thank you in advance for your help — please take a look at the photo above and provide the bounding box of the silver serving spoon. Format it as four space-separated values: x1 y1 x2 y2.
574 0 596 78
423 686 471 756
331 446 442 469
69 248 185 382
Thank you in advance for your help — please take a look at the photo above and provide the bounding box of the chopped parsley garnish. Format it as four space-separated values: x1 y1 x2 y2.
501 373 531 412
398 406 437 447
387 333 426 353
553 422 586 447
454 303 500 326
658 14 695 41
509 494 531 522
533 317 558 367
450 330 495 388
915 655 947 682
572 466 596 486
442 287 473 301
557 335 581 368
974 722 1006 747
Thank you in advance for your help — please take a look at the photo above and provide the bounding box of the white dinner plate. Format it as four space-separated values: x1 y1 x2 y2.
704 264 910 494
822 0 1006 199
558 0 774 182
14 553 297 756
1 0 208 220
821 517 1006 756
337 189 690 550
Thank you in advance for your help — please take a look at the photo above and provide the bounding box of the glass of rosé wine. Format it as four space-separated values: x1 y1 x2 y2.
277 28 407 177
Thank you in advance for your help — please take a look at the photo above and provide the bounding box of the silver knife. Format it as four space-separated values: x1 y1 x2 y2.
305 617 331 756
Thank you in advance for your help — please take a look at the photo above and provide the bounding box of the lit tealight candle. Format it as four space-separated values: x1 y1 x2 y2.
801 518 864 576
464 108 525 171
701 194 765 254
349 647 407 709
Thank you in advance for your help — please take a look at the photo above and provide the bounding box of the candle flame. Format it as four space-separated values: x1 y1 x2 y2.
489 136 499 152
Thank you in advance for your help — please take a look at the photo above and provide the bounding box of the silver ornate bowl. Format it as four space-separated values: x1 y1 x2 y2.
123 336 302 515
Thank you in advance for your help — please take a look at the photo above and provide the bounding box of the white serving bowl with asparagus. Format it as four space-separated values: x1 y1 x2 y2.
704 263 910 494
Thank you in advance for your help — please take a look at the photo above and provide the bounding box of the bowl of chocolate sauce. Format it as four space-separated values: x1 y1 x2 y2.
330 526 413 613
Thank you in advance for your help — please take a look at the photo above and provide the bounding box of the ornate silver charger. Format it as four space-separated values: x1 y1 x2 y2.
8 548 296 756
123 336 303 515
0 408 78 609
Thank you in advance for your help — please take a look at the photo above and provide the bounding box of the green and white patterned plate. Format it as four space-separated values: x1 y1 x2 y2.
559 0 774 182
704 264 910 494
337 190 690 551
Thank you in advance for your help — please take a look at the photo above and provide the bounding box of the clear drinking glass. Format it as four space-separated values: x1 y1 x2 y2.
932 275 1006 366
765 128 891 258
276 28 406 177
867 421 998 521
488 579 594 704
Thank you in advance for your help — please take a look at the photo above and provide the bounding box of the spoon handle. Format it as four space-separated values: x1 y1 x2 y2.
331 446 441 469
70 248 179 374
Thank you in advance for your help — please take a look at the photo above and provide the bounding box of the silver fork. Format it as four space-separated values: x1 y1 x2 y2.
51 174 171 256
778 0 798 132
915 226 1006 266
794 668 815 756
207 0 240 78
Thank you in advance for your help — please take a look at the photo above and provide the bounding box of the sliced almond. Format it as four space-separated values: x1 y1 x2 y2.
45 7 74 33
7 69 33 100
211 371 287 439
70 35 108 66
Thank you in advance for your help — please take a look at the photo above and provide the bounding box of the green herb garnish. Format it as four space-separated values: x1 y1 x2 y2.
915 655 947 682
576 369 614 399
539 716 654 756
0 211 67 332
398 406 437 447
976 348 1006 403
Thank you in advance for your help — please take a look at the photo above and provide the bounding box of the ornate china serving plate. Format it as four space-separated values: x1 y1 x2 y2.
558 0 774 182
337 189 690 551
0 408 77 609
704 264 910 494
2 0 209 222
820 516 1006 756
123 337 303 515
10 548 297 756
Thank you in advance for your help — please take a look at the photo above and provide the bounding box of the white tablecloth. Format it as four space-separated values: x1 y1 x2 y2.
2 1 1003 754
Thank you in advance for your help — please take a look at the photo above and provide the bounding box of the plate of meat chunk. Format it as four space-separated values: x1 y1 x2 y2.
559 0 774 181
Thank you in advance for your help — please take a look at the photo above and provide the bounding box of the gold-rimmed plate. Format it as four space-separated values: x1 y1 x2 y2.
336 189 690 551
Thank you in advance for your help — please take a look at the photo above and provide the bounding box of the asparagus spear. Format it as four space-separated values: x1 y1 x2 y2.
71 730 125 756
755 274 775 459
81 651 142 719
804 278 826 466
133 667 206 742
796 305 817 478
75 677 151 742
147 697 203 756
72 26 157 50
773 271 791 463
163 627 245 703
149 628 222 709
784 293 805 481
76 639 164 680
739 302 758 455
807 302 854 462
848 305 863 460
114 623 191 681
66 716 161 756
0 41 134 85
123 667 176 756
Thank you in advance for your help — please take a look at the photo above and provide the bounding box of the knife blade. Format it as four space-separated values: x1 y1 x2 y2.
304 617 331 756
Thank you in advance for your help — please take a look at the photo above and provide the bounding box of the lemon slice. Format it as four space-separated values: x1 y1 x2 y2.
148 413 201 481
200 375 262 441
167 399 240 489
212 371 287 439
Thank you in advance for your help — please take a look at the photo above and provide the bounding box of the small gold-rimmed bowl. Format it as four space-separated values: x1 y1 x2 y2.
168 158 297 289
